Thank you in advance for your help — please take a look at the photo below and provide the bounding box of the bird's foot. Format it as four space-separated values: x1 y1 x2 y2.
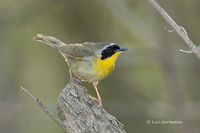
70 77 81 86
90 96 102 107
69 69 81 88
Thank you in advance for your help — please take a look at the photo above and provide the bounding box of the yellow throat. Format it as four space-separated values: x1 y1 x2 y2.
94 52 121 77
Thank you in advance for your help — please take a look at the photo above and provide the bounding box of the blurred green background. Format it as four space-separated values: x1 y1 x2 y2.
1 0 200 133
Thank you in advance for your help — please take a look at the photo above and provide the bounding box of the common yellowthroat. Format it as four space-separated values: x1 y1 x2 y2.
34 34 127 106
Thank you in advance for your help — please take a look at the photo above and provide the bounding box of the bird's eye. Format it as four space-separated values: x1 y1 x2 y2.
107 47 112 52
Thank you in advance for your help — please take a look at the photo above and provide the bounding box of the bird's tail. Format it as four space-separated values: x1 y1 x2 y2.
33 34 65 48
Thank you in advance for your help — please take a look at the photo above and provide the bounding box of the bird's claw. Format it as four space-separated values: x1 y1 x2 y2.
90 96 102 107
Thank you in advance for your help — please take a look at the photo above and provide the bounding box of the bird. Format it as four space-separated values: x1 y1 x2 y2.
34 34 127 107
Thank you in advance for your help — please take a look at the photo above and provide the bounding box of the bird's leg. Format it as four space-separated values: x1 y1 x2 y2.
91 81 102 107
69 69 76 88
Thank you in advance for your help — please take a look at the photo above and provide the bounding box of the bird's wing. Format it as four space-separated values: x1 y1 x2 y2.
34 34 98 60
57 43 95 60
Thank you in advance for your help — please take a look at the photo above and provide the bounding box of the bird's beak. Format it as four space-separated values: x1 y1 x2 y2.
115 47 128 52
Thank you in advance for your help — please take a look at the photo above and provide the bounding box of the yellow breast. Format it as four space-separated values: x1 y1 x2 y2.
93 52 121 78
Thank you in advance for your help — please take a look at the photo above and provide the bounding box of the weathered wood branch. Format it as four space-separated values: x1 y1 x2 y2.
57 79 125 133
147 0 200 59
21 78 125 133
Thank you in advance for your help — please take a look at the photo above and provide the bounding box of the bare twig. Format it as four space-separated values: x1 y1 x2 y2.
164 26 174 33
147 0 200 59
20 86 69 133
